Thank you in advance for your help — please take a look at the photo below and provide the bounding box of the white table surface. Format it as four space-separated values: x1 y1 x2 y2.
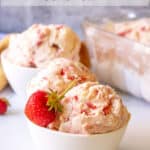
0 86 150 150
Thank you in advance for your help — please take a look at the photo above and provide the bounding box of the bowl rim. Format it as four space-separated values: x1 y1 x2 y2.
1 50 41 71
25 113 131 138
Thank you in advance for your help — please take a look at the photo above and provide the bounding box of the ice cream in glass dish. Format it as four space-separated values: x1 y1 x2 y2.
102 18 150 46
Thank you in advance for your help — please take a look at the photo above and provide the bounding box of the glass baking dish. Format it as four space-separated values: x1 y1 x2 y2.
83 9 150 102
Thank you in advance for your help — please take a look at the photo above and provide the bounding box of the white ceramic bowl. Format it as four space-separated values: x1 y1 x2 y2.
1 51 41 99
26 117 129 150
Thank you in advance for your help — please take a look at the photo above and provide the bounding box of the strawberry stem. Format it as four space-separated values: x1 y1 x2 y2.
58 80 77 100
46 80 77 113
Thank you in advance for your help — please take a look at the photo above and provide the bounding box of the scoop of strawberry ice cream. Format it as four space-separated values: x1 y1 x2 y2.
5 24 81 67
57 82 130 134
27 58 96 97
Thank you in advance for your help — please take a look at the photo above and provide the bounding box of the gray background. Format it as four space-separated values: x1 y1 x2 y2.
0 6 150 37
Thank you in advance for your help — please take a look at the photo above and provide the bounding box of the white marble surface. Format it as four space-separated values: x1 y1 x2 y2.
0 86 150 150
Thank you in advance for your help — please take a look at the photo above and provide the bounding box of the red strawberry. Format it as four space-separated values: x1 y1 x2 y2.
25 91 57 127
0 98 10 115
25 81 76 127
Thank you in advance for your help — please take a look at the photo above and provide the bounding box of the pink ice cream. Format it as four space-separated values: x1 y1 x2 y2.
52 82 130 134
103 18 150 46
27 58 96 97
5 24 81 67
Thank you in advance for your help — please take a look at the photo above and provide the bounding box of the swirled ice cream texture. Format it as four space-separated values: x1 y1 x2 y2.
56 82 130 134
103 18 150 46
27 58 96 97
5 24 81 67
